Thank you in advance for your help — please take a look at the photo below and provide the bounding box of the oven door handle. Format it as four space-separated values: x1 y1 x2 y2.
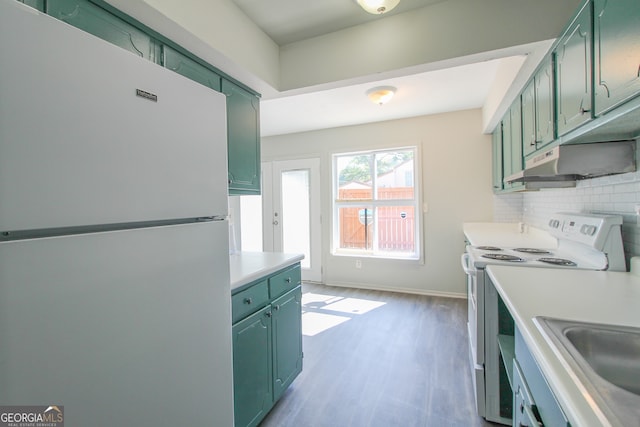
461 253 476 275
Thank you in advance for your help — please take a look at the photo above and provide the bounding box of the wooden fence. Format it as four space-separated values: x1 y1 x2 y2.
338 188 414 252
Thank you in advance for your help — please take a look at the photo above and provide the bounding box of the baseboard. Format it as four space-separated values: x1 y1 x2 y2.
306 281 467 299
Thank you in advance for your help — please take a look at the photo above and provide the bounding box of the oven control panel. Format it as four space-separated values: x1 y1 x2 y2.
547 213 622 249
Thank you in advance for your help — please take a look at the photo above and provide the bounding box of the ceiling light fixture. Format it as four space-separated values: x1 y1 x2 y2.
366 86 396 105
356 0 400 14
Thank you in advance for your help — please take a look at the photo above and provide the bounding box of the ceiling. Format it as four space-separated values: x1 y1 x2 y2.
231 0 446 46
229 0 532 137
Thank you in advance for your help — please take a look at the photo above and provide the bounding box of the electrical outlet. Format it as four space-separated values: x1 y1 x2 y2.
355 259 362 269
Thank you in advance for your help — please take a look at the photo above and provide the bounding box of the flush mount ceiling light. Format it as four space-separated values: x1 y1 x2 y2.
356 0 400 14
366 86 396 105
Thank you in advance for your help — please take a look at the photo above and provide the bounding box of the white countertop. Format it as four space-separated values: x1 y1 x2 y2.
486 265 640 427
463 222 557 248
230 251 305 292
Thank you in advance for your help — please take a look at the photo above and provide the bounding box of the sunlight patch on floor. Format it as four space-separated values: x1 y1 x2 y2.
301 291 386 336
301 311 350 336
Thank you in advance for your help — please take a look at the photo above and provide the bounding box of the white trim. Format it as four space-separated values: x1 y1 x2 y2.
319 281 467 299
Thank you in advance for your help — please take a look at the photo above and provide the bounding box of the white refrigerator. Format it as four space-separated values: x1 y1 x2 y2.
0 1 234 426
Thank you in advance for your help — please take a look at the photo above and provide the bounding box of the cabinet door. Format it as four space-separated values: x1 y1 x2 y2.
509 98 524 190
46 0 159 62
555 2 593 136
272 286 303 401
594 0 640 116
18 0 45 11
501 113 513 189
163 45 221 92
535 59 555 147
223 79 261 195
233 306 273 427
521 79 537 157
492 126 503 192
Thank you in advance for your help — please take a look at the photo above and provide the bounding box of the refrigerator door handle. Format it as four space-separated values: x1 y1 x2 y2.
196 216 228 222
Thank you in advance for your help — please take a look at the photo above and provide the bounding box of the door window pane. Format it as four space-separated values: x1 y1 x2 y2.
240 195 263 252
282 170 311 269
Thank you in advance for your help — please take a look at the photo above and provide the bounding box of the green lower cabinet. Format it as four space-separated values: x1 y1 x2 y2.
514 329 571 427
272 287 303 400
594 0 640 116
232 265 303 427
233 305 273 427
223 79 261 196
46 0 160 62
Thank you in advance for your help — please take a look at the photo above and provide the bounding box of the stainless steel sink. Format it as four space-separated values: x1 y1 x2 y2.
536 317 640 427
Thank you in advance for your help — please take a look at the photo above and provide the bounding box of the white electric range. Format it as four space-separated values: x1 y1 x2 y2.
461 213 626 424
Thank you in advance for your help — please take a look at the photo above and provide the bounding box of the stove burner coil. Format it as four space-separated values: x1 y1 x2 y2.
513 248 552 254
538 257 577 266
481 253 524 262
477 246 502 251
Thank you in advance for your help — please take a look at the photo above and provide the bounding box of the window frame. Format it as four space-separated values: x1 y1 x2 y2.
331 146 423 261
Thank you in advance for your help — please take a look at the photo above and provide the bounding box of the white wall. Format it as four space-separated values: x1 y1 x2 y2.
262 109 493 297
279 0 581 91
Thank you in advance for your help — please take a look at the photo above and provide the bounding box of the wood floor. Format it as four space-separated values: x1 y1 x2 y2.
259 283 497 427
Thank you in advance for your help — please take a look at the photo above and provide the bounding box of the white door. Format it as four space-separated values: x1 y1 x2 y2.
266 159 322 282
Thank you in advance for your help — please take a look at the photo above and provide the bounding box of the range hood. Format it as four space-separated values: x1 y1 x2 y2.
505 140 636 188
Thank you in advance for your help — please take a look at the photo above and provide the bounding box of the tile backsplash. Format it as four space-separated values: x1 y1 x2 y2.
493 140 640 269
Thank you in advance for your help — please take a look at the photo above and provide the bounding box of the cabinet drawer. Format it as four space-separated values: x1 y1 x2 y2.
269 265 301 299
232 280 269 323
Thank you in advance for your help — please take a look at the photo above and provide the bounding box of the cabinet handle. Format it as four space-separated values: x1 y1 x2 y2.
580 107 591 114
243 297 252 305
273 305 280 311
285 277 292 283
265 311 272 318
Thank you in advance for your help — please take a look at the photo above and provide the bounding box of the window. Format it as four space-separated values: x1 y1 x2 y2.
332 147 420 260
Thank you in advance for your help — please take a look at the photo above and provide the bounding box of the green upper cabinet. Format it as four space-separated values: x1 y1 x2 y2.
521 79 537 157
504 98 524 191
522 59 555 158
163 46 221 92
18 0 45 11
492 126 504 193
593 0 640 116
46 0 160 62
535 58 555 147
555 1 593 136
223 79 261 195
